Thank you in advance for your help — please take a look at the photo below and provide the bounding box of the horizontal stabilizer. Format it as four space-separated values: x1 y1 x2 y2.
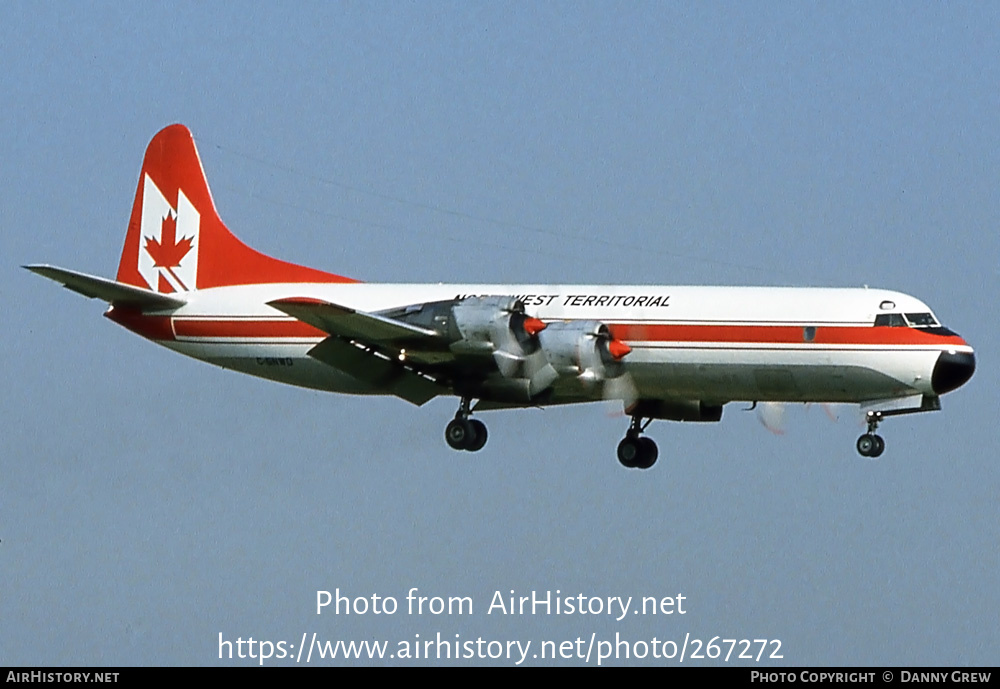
308 337 441 405
25 264 185 310
268 297 439 344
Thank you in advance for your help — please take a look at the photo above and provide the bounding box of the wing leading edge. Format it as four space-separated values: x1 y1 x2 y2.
267 297 438 343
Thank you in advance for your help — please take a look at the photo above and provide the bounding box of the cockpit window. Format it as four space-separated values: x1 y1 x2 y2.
904 312 939 327
874 312 954 335
874 313 907 327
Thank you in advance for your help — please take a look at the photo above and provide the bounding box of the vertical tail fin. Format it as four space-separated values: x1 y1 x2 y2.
116 124 356 293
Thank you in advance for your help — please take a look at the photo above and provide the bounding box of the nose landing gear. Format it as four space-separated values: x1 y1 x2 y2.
856 411 885 458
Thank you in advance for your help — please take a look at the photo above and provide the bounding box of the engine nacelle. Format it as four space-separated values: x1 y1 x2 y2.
448 296 557 395
392 297 630 400
449 296 526 354
538 320 627 384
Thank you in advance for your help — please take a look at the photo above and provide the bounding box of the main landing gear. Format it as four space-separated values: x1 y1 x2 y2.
617 415 658 469
856 411 885 458
445 397 488 452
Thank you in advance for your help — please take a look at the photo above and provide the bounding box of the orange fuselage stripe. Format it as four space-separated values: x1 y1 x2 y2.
130 317 968 349
172 319 325 338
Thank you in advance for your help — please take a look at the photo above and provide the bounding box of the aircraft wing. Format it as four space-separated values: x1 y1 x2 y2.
307 337 441 405
267 297 447 406
267 297 440 343
25 264 185 310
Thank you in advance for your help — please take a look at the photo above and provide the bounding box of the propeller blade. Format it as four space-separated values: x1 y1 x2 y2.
602 372 638 416
528 363 559 397
755 402 787 435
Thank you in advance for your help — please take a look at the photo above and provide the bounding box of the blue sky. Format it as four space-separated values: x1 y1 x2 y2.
2 3 997 666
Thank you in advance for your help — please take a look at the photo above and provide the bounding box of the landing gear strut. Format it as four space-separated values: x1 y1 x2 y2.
445 396 488 452
856 411 886 458
617 415 658 469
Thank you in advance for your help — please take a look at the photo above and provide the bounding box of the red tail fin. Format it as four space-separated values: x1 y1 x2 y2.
116 124 356 292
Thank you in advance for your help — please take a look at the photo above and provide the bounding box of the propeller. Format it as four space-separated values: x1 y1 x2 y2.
489 304 559 396
750 401 847 435
592 332 638 415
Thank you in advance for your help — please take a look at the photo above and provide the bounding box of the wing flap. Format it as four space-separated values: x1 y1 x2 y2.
25 264 185 310
267 297 439 343
270 298 448 404
308 337 441 406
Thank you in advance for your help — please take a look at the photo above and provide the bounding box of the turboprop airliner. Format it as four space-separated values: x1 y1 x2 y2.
27 124 975 469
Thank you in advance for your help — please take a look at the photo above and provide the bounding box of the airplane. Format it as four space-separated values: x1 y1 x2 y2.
27 124 976 469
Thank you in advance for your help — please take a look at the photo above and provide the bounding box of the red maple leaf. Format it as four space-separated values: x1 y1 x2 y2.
145 213 194 268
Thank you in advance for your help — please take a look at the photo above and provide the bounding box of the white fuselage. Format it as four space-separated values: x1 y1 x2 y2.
116 283 972 407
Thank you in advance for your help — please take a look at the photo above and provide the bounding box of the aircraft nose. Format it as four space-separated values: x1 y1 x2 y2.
932 350 976 395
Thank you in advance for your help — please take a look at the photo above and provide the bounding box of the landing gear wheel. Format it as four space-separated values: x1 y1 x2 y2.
617 415 658 469
635 437 658 469
445 416 488 452
617 437 641 468
856 433 885 458
856 411 887 458
466 419 488 452
617 434 658 469
446 418 474 450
